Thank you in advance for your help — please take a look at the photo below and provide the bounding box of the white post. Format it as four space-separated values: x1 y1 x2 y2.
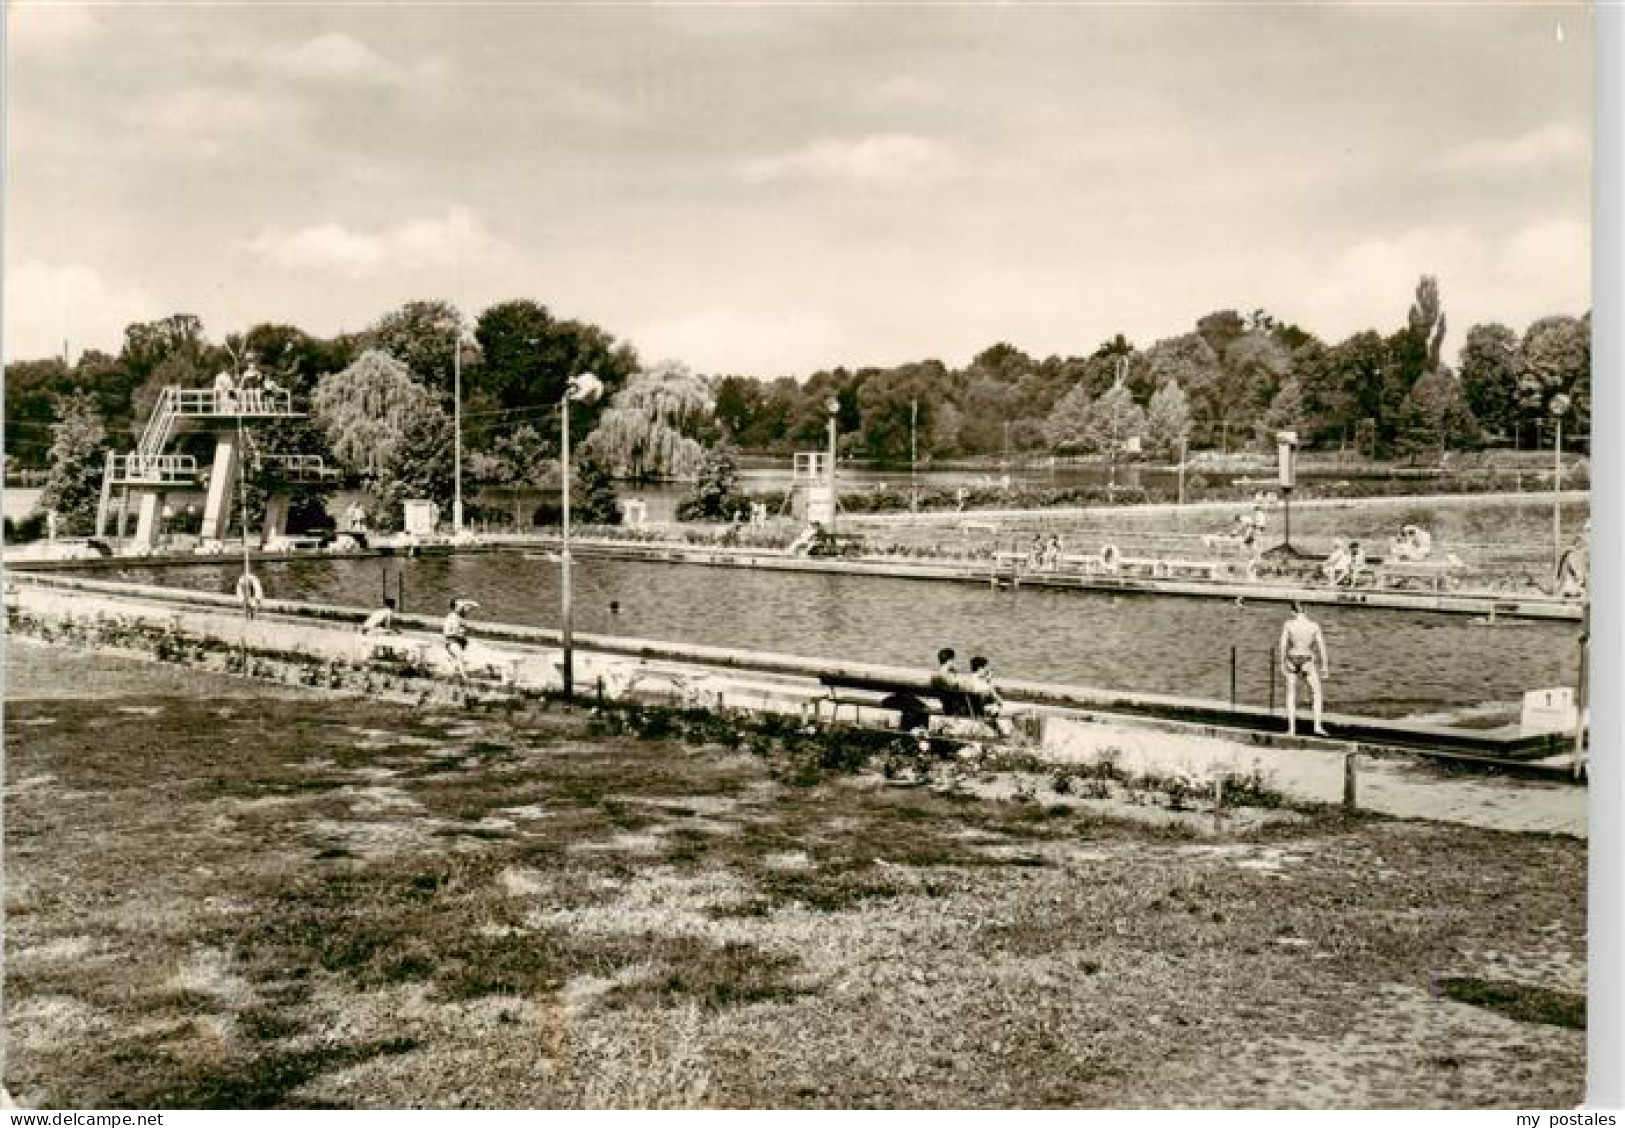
238 415 252 614
827 398 838 533
1554 414 1563 580
453 329 464 537
910 397 918 513
561 390 573 698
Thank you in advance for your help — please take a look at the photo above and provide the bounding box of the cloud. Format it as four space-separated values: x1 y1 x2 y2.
246 207 499 280
630 306 843 377
122 87 306 160
739 134 962 188
4 261 158 363
1435 122 1589 174
267 32 405 85
868 74 945 108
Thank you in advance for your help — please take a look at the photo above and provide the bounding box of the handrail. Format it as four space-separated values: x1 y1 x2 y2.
109 453 198 483
173 387 295 416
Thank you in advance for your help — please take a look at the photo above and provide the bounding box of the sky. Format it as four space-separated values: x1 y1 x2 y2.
3 2 1594 378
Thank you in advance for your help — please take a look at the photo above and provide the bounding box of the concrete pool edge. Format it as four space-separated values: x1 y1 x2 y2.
6 569 1583 775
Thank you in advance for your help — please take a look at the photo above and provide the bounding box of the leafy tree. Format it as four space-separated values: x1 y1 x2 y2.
1458 323 1522 440
582 361 711 480
572 448 622 525
1195 310 1246 356
928 400 964 456
366 300 464 400
1306 330 1387 452
311 349 436 475
1409 275 1448 372
119 313 209 385
1043 382 1094 454
3 356 75 465
855 362 942 465
713 376 764 441
679 443 746 520
472 300 638 437
1255 377 1305 446
1144 380 1192 458
243 323 355 397
1208 332 1290 450
1083 383 1146 459
39 391 107 534
1399 370 1480 458
1144 333 1222 396
131 350 210 429
1517 315 1590 439
478 424 555 487
365 400 455 529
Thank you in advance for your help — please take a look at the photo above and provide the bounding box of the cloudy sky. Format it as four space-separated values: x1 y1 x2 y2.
4 2 1592 377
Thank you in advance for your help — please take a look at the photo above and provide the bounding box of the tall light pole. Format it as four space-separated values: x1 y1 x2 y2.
452 325 465 537
1551 393 1570 581
825 397 839 532
910 397 918 513
559 371 603 699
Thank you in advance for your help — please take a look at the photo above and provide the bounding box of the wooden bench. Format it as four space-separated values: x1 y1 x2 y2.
1374 559 1461 592
817 671 999 731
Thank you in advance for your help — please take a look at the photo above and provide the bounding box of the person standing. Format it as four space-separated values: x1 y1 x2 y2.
235 570 264 620
213 368 238 413
443 597 476 680
1278 601 1330 736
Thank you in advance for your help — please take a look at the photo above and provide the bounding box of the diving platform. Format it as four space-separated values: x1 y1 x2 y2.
95 381 332 554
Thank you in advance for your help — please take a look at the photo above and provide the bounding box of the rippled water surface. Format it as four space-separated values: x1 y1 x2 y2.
124 553 1580 718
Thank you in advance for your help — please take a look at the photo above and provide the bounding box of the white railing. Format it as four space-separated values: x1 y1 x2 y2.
110 453 199 483
172 387 295 417
254 454 339 481
136 387 179 462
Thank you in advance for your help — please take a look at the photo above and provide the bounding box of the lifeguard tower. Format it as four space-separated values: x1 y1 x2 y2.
785 451 837 525
95 382 335 554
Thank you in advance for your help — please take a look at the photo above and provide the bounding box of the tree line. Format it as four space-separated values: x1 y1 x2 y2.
712 277 1590 464
7 277 1592 533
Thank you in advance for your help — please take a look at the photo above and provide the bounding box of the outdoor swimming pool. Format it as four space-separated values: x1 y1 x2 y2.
119 552 1581 719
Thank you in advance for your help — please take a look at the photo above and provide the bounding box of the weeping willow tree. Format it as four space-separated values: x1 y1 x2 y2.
582 361 713 481
310 349 435 475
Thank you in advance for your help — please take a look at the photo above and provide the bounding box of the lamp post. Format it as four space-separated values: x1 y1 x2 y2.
826 397 839 532
559 371 603 699
452 326 465 537
1550 393 1570 581
910 397 918 513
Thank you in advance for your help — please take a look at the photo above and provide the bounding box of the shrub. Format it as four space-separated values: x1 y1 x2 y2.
3 512 47 544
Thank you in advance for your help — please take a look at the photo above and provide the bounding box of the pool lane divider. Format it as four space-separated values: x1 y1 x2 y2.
7 537 1583 623
7 570 1578 773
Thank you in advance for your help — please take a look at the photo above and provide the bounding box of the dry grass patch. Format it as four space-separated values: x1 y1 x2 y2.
4 644 1587 1109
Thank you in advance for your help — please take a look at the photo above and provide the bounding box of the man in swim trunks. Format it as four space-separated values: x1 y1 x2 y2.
1278 600 1329 737
235 570 264 620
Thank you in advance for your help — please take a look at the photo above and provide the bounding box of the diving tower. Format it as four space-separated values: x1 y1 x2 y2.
96 384 336 553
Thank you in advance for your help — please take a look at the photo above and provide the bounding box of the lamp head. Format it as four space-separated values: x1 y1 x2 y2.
826 397 839 417
1550 393 1571 417
568 371 603 404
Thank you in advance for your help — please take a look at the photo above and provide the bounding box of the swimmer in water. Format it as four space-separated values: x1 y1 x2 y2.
1277 600 1329 737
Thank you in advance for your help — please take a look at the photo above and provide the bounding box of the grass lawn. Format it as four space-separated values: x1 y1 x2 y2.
3 641 1586 1109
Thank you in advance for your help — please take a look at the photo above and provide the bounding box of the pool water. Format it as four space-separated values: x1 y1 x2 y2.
120 552 1581 719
